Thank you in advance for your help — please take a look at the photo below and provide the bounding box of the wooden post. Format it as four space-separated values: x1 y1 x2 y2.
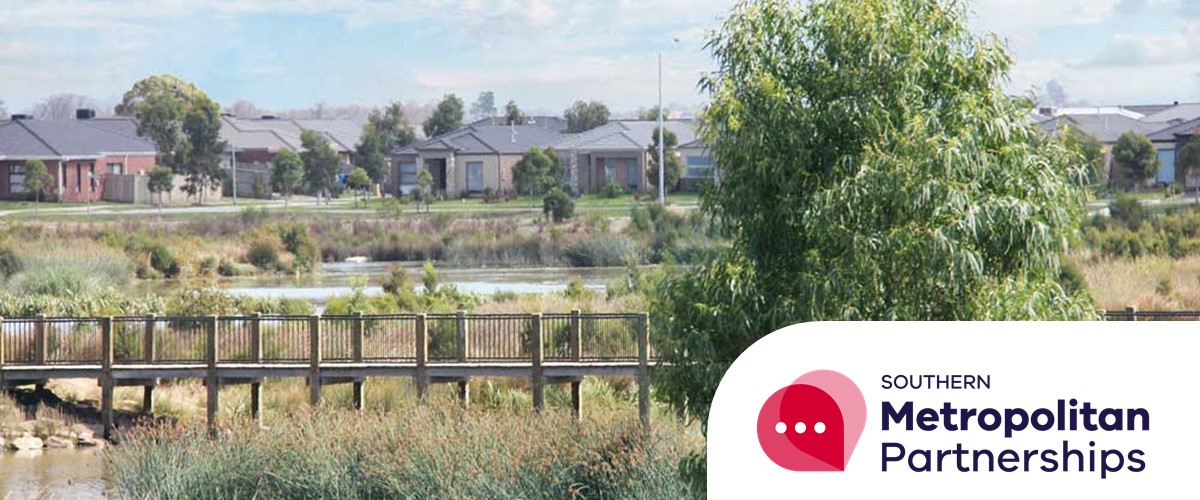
415 314 428 403
309 315 322 406
352 311 365 410
1126 305 1137 322
0 317 5 390
101 317 115 440
206 315 219 435
569 309 582 421
456 310 469 409
637 312 650 433
35 315 47 365
142 314 156 413
531 313 544 413
250 312 263 422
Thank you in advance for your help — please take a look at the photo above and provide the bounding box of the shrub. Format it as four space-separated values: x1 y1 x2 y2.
542 187 575 222
1109 194 1146 230
246 237 282 270
1156 278 1173 296
147 242 181 278
601 181 624 199
563 235 639 267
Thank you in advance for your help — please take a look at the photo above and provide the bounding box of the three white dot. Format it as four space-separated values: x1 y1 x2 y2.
774 421 824 434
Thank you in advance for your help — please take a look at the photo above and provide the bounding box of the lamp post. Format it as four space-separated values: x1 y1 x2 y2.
230 143 238 205
657 52 665 207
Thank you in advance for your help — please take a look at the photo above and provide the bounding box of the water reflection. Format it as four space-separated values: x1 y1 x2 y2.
0 449 106 499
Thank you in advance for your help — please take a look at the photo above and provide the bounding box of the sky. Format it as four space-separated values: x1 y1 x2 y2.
0 0 1198 116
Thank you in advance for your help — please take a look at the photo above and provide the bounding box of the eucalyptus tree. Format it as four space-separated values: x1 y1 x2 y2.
653 0 1095 491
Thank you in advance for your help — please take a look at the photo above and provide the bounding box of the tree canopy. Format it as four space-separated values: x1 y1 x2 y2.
505 101 526 125
271 148 304 208
512 147 564 196
423 94 464 138
646 127 683 193
356 103 417 182
23 160 52 211
148 166 174 209
564 100 610 133
179 98 227 203
1112 131 1159 190
118 75 217 171
638 106 665 121
300 130 341 200
654 0 1095 488
1176 135 1200 189
470 91 497 120
1059 125 1105 185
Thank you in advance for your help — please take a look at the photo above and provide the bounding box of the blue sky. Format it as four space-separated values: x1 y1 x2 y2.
0 0 1197 115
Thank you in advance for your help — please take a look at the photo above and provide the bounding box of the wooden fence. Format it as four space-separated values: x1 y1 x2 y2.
0 311 651 439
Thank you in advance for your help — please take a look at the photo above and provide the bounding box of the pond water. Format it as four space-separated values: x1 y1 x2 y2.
0 449 107 498
135 262 630 304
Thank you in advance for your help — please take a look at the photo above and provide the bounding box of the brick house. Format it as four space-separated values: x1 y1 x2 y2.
556 120 698 194
0 115 158 202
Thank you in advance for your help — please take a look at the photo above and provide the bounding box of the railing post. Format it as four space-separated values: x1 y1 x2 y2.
415 314 428 403
637 312 650 433
35 315 47 365
101 317 115 440
206 315 219 436
531 313 544 414
456 310 469 409
1126 305 1137 322
250 312 263 423
570 309 582 421
309 315 322 406
142 314 156 413
0 317 5 390
352 311 365 410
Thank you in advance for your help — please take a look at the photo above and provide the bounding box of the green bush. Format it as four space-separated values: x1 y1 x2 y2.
542 187 575 222
147 242 181 278
563 235 639 267
1109 194 1146 230
601 181 624 199
246 237 282 270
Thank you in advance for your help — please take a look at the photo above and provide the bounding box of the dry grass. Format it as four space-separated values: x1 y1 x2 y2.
1074 254 1200 310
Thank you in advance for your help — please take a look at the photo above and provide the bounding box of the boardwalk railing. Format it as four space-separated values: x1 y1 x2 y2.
0 311 652 439
1102 307 1200 321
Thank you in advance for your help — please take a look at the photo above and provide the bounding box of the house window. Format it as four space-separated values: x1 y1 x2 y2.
9 164 26 194
89 164 96 192
625 162 638 190
399 161 418 192
466 162 484 192
604 164 617 183
107 163 123 175
685 155 714 179
76 165 83 193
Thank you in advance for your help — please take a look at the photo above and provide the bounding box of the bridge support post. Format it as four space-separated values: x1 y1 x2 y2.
456 310 469 410
142 314 156 413
101 316 115 440
309 315 322 406
35 315 47 394
250 312 263 424
415 314 428 403
206 315 219 436
637 312 650 433
570 309 582 421
0 317 5 391
352 311 365 411
531 313 544 414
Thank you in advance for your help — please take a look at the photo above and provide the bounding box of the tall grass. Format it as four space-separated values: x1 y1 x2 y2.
4 240 133 295
110 403 699 499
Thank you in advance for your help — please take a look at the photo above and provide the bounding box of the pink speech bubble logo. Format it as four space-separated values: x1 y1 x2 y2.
756 370 866 471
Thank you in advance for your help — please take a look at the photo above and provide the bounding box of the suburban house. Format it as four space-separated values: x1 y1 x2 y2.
555 120 698 194
390 122 563 196
1036 103 1200 186
0 113 157 202
678 137 716 191
220 115 364 197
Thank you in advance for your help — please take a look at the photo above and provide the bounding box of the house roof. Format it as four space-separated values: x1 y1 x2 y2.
467 116 569 133
395 124 563 156
554 120 698 152
0 118 157 160
1123 104 1178 116
221 116 365 153
1147 117 1200 141
1039 114 1163 143
1140 103 1200 123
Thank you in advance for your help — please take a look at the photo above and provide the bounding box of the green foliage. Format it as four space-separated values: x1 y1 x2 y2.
564 100 610 133
656 0 1096 483
300 130 341 198
513 148 557 196
1112 131 1160 189
246 236 282 270
180 97 227 203
271 148 304 206
504 100 526 125
470 90 497 120
601 181 624 199
148 166 174 206
5 241 133 296
356 103 417 182
119 75 208 168
1109 194 1147 229
146 243 181 278
646 127 683 193
1156 277 1173 296
423 94 464 138
22 159 52 205
421 261 439 294
413 168 434 211
1060 125 1105 185
1176 135 1200 188
563 235 638 267
277 223 320 274
1082 205 1200 259
638 106 665 122
542 187 575 222
252 173 267 199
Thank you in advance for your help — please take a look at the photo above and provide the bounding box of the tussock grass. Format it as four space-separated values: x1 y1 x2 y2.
1074 254 1200 310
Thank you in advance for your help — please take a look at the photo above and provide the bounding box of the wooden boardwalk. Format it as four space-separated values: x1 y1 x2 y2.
0 311 652 439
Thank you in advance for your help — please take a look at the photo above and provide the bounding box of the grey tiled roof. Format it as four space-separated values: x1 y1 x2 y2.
1147 117 1200 141
0 118 157 159
395 124 563 156
1039 114 1163 143
221 116 365 153
1140 103 1200 123
554 120 698 152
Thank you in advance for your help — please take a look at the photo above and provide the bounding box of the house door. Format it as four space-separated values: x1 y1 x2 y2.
466 162 484 192
428 159 447 193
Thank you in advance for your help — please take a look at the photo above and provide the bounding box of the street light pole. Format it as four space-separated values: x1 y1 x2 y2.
230 143 238 205
657 52 665 207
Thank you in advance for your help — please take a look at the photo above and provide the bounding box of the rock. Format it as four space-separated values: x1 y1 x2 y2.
69 424 93 436
45 436 73 449
77 435 106 449
7 436 43 451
